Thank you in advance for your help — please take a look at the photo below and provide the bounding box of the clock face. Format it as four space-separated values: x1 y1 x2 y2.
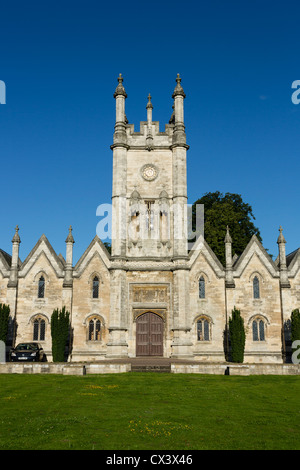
141 164 158 181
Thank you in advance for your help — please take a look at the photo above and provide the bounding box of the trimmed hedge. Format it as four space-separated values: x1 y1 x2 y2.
0 303 10 344
291 308 300 352
229 307 246 363
51 306 70 362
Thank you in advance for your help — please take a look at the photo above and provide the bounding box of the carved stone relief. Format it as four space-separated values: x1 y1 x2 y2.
132 285 168 303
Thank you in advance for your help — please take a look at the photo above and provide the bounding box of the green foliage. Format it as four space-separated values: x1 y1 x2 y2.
191 191 262 265
229 307 246 363
51 306 70 362
0 303 10 344
291 309 300 351
103 241 111 254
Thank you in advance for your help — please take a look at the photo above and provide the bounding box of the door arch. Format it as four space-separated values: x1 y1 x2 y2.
136 312 163 356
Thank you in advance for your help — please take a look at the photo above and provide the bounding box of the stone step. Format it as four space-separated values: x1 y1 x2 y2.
131 364 171 373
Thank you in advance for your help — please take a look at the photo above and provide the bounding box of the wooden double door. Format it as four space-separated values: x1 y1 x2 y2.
136 312 163 356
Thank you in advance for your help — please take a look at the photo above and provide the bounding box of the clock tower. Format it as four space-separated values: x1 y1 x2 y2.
111 74 189 261
107 74 191 359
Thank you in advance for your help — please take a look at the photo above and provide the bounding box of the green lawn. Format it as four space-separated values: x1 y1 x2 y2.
0 372 300 450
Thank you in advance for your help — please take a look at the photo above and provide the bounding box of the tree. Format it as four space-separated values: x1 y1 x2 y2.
103 241 111 254
291 309 300 351
51 306 70 362
229 307 246 363
0 303 10 344
191 191 262 265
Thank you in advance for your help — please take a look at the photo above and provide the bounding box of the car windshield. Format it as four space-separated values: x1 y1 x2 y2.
15 343 38 351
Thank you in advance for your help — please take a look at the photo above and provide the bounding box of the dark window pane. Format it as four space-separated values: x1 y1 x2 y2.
253 320 258 341
199 277 205 299
253 276 260 299
197 319 210 341
38 276 45 298
93 277 99 299
33 320 39 341
204 320 210 341
88 318 101 341
40 320 45 341
89 320 94 340
259 320 265 341
197 321 202 341
95 320 101 341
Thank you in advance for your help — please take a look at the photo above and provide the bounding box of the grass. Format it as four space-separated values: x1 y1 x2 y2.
0 372 300 450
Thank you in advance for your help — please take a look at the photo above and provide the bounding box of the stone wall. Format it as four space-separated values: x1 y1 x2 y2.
15 250 63 357
1 362 299 376
228 251 283 363
189 251 226 361
171 363 300 375
71 252 110 360
0 362 130 375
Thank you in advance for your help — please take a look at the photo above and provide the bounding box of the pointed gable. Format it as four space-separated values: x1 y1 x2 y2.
286 248 300 277
0 249 12 277
188 234 225 278
233 235 279 278
18 234 65 278
73 236 111 277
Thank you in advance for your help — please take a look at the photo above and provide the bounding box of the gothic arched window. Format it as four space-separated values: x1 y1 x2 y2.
197 317 211 341
92 276 99 299
199 276 205 299
38 276 45 299
33 317 46 341
252 318 265 341
88 318 101 341
253 276 260 299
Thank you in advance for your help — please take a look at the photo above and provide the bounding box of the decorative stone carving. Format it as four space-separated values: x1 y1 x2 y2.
132 285 168 303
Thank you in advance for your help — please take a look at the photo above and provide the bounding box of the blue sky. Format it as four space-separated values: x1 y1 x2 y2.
0 0 299 263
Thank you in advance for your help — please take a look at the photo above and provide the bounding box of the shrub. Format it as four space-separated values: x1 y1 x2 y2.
229 307 246 363
51 306 70 362
291 309 300 352
0 303 10 344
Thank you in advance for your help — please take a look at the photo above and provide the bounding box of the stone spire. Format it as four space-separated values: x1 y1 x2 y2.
224 225 232 244
277 225 286 245
113 73 127 98
146 93 153 150
113 73 128 147
63 226 75 287
111 74 128 258
172 74 187 147
12 225 21 243
146 93 153 112
277 226 290 288
224 226 235 288
65 225 75 244
8 226 21 288
171 74 188 259
172 73 186 98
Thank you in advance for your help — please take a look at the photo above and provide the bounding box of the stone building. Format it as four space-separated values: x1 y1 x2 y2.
1 74 299 363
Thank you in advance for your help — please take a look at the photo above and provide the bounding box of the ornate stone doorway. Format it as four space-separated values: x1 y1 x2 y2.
136 312 163 356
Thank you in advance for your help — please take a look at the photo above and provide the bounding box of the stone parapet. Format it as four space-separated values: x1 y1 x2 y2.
0 362 130 375
171 363 300 375
1 362 300 375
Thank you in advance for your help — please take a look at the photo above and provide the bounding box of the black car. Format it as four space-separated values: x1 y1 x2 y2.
10 342 45 362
